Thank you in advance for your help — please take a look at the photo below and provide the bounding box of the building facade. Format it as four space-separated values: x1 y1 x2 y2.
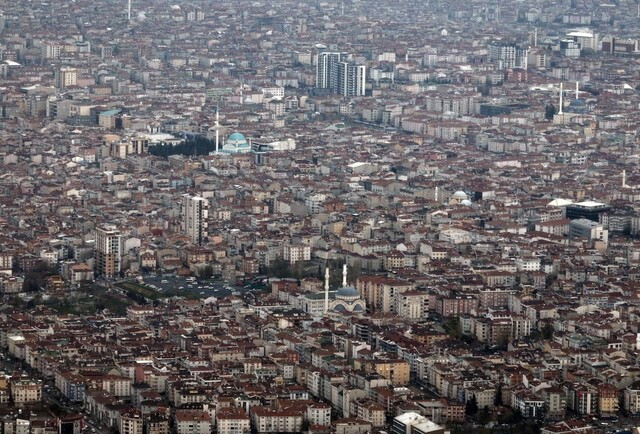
95 225 122 278
181 194 209 246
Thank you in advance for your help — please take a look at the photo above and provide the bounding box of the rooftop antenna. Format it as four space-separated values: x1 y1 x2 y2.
558 82 563 115
324 267 330 314
127 0 131 22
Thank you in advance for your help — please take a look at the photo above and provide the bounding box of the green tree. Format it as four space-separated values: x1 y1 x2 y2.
545 104 556 120
465 395 478 416
198 265 214 280
497 332 510 349
495 384 503 406
477 406 491 425
541 322 554 339
22 263 55 292
149 135 217 158
444 317 462 339
266 259 293 278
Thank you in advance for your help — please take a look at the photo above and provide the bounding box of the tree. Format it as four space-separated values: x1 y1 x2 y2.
49 402 62 415
495 384 503 406
347 264 361 282
545 104 556 120
465 394 478 416
266 259 293 278
497 332 510 349
149 135 217 158
541 322 554 340
477 406 491 425
22 263 55 292
198 265 214 280
444 317 462 339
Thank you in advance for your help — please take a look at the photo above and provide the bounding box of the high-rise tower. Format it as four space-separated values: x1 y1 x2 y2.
336 62 366 96
315 51 347 90
181 194 209 245
95 225 122 278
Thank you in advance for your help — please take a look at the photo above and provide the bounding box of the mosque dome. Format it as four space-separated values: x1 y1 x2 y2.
227 132 247 144
461 199 472 206
452 190 468 199
567 98 588 114
336 286 359 299
221 132 251 154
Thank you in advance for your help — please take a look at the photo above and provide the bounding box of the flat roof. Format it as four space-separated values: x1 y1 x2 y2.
572 200 607 208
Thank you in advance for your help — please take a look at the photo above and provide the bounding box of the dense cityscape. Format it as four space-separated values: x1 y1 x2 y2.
2 0 640 433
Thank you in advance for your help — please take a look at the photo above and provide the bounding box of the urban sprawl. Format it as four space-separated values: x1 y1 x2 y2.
2 1 640 434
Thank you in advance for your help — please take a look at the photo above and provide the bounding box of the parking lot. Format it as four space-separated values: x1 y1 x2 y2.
141 275 255 299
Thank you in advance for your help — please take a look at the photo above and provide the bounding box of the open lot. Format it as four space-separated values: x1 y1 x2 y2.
116 275 264 302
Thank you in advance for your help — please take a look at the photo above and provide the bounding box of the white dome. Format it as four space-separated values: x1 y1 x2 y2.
461 199 472 206
452 190 468 199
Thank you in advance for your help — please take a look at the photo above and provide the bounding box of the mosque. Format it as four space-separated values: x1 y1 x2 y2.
449 190 472 206
220 132 251 154
328 265 366 314
300 265 366 316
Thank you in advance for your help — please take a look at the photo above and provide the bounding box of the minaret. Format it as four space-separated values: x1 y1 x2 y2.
127 0 131 21
435 186 439 203
324 267 330 314
215 104 219 154
534 27 538 47
342 263 348 287
558 83 564 115
575 81 579 100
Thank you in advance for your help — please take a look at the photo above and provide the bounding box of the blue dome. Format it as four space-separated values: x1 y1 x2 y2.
227 132 247 144
221 132 251 154
336 286 359 298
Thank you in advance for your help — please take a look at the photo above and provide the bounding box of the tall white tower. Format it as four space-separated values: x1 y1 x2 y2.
324 267 330 314
215 105 220 154
558 82 564 115
127 0 132 21
342 263 348 286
